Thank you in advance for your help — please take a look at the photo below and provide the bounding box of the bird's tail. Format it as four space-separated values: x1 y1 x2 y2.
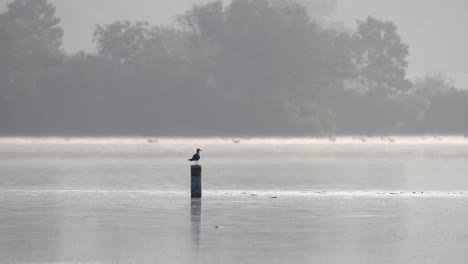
188 159 192 161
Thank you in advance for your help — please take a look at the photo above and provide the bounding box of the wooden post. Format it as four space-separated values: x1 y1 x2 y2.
191 165 202 198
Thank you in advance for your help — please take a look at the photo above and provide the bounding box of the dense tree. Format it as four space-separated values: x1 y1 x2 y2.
352 16 412 96
412 73 455 98
412 74 467 133
422 89 468 133
94 21 152 64
0 0 63 133
178 0 353 134
273 0 336 17
0 0 466 136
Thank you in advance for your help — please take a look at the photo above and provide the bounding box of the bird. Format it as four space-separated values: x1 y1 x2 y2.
188 148 202 165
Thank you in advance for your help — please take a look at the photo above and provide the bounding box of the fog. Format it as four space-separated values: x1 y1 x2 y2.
41 0 468 86
0 0 467 136
1 0 467 78
2 3 468 263
334 0 468 86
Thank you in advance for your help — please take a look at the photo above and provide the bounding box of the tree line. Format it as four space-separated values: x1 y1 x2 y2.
0 0 467 136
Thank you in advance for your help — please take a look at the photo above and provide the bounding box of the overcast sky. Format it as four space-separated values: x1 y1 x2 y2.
3 0 468 87
334 0 468 86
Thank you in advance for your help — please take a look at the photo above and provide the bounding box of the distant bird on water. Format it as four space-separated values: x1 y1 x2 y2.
188 148 202 165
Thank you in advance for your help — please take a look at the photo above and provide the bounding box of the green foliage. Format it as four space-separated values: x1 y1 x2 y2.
420 89 468 133
0 0 63 133
4 0 62 50
0 0 63 84
413 73 455 98
352 16 412 96
94 21 152 64
272 0 336 17
0 0 467 136
178 0 349 134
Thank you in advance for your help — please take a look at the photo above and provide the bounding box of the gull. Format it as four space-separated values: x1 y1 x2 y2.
188 148 202 165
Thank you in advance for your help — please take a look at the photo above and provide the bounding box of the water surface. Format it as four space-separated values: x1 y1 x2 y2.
1 137 468 263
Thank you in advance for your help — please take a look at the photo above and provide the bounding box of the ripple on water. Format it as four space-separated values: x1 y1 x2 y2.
1 189 468 199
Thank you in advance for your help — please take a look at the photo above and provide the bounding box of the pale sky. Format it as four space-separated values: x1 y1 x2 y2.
2 0 467 87
334 0 468 87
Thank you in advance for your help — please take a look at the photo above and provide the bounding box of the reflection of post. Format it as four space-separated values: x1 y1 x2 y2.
191 165 202 198
191 198 202 246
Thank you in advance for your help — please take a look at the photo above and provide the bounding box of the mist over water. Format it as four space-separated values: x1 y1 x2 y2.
2 136 468 193
1 0 468 262
1 137 468 263
1 0 468 136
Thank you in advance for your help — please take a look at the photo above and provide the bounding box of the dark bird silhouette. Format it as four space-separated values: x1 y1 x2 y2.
188 148 202 165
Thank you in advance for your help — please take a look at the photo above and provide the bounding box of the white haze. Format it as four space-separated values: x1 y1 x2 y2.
1 0 467 87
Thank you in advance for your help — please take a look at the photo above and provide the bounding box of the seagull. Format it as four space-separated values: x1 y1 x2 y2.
188 148 202 165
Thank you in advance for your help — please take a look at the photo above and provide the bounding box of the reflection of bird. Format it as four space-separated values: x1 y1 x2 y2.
188 148 202 165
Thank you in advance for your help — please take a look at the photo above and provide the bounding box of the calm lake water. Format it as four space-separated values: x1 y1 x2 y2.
1 137 468 263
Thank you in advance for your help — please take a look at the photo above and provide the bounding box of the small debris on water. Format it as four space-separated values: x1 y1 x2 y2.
271 196 278 199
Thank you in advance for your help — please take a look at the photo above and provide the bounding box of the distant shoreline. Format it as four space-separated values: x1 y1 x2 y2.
0 135 466 144
0 133 465 138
